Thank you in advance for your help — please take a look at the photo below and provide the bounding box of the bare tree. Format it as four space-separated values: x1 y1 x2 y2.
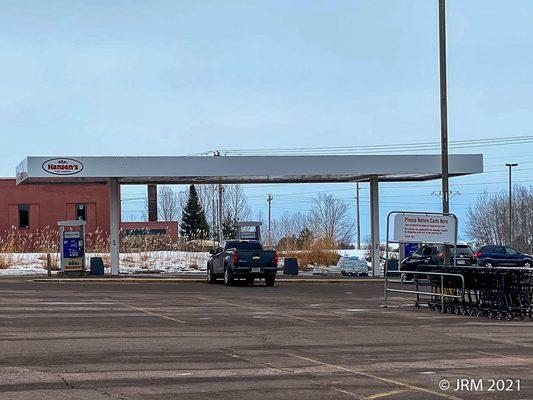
309 193 353 245
271 211 310 245
157 186 182 221
466 185 533 254
191 184 250 238
223 184 251 222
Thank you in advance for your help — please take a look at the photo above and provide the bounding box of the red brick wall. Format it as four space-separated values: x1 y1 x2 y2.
0 179 179 242
0 178 110 235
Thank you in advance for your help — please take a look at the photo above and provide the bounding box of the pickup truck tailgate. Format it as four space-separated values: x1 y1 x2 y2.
235 250 276 266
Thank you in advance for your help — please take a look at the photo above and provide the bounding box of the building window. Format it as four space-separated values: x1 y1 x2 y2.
76 204 86 221
18 205 30 229
123 229 166 236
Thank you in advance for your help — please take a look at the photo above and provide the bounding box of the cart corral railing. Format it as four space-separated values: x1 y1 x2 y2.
384 269 465 313
385 265 533 320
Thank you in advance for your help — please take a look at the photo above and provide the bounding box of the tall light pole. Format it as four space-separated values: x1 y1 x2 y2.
506 163 518 245
438 0 450 264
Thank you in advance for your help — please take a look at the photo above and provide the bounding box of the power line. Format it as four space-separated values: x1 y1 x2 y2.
208 135 533 156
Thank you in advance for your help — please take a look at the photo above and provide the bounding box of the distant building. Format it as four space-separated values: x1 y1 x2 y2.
0 179 178 240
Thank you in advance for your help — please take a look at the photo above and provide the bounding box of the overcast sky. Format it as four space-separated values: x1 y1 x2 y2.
1 0 532 240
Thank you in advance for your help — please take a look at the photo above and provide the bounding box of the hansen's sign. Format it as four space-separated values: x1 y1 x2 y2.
42 158 84 175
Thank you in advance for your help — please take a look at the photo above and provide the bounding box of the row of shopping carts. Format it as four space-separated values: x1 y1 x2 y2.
409 265 533 320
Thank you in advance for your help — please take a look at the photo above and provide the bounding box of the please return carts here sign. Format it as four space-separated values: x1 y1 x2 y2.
393 214 456 244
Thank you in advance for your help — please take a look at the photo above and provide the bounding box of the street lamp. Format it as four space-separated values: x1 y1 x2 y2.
505 163 518 245
438 0 451 265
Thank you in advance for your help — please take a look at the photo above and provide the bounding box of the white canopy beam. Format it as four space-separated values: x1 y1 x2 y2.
109 178 120 275
16 155 483 185
370 177 380 277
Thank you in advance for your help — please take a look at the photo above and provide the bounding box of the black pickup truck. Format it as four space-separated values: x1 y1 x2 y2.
207 240 278 286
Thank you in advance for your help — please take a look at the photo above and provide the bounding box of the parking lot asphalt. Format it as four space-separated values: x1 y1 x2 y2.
0 277 531 400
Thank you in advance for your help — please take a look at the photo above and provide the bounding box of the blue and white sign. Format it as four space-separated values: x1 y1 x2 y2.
63 238 84 259
401 242 420 261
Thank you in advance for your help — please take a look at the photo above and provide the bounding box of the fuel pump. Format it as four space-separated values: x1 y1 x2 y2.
58 220 86 273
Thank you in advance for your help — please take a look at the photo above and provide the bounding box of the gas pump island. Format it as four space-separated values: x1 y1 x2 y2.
58 220 86 273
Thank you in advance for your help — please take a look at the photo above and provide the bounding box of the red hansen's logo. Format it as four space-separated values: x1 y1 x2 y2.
42 158 84 175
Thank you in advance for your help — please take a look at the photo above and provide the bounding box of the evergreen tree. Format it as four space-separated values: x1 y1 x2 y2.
180 185 210 240
296 228 314 249
222 214 237 239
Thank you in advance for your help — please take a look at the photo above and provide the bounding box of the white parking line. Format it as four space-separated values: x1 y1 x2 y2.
41 302 115 305
331 386 367 399
287 353 462 400
367 389 409 399
104 297 186 324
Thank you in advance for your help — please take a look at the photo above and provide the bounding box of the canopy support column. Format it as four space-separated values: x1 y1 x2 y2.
109 178 120 275
370 177 381 277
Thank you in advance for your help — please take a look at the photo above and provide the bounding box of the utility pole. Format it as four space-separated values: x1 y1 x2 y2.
355 183 361 250
212 185 216 246
217 184 224 242
439 0 449 215
438 0 450 265
214 150 224 242
267 194 273 247
506 163 518 246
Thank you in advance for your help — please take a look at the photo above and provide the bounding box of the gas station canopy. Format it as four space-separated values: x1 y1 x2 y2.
16 155 483 185
15 154 483 276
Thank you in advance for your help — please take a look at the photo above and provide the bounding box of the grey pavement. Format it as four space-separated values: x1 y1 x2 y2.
0 277 531 400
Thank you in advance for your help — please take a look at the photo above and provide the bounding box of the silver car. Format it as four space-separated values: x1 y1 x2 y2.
336 256 369 276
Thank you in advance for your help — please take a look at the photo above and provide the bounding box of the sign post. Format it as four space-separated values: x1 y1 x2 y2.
58 220 86 274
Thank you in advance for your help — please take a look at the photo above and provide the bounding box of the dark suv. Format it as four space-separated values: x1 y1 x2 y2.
401 244 475 271
474 245 532 268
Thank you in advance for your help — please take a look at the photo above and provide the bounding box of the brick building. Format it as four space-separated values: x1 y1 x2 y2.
0 179 178 240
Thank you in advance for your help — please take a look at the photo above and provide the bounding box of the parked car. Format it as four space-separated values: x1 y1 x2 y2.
336 256 369 276
399 244 475 281
207 240 278 286
312 266 342 276
473 245 533 268
401 244 475 271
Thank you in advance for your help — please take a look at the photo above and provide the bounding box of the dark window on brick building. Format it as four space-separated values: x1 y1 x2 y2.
18 205 30 229
76 204 86 221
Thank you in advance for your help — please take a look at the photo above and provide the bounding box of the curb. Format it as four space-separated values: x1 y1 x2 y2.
32 277 385 284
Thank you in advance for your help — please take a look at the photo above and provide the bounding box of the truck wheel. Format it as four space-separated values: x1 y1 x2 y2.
246 277 255 285
207 265 217 284
265 275 276 287
224 267 234 286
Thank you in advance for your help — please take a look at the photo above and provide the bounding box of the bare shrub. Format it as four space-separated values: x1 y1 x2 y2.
281 237 340 269
0 254 13 269
86 228 109 252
